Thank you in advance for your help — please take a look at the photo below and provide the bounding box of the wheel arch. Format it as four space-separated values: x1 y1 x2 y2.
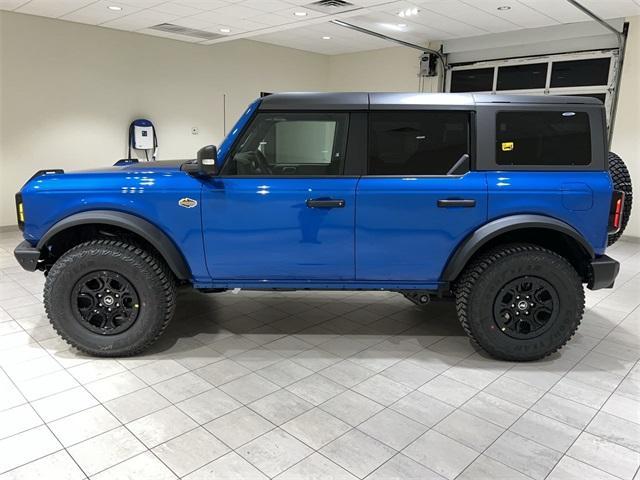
37 210 191 280
442 215 595 283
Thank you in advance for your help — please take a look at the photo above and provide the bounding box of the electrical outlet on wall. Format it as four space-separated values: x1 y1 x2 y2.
191 127 199 135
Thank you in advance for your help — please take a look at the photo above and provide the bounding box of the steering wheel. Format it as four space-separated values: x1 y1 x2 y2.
254 149 272 175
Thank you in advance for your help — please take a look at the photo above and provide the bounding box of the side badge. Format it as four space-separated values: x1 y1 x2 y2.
178 197 198 208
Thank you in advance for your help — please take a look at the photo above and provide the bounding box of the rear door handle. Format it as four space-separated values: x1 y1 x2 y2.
306 198 345 208
437 199 476 208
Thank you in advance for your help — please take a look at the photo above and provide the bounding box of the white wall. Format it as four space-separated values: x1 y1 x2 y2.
326 45 440 93
611 16 640 239
327 46 421 92
0 11 329 226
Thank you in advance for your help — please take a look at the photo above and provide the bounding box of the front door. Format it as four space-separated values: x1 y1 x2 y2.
202 111 357 281
356 109 488 282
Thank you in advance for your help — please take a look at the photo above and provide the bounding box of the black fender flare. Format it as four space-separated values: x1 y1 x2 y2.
441 214 595 283
37 210 191 280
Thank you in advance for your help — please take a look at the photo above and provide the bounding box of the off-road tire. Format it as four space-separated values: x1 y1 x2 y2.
608 151 633 246
455 244 584 361
44 240 176 357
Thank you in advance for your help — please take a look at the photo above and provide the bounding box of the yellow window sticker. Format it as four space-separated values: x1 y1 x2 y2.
501 141 514 151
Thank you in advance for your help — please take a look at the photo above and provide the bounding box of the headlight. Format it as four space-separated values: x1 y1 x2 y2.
15 193 24 231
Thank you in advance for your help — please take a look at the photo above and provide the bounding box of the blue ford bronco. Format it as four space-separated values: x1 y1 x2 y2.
14 93 632 361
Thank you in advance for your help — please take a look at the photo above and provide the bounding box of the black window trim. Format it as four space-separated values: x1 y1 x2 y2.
364 109 476 178
219 110 355 178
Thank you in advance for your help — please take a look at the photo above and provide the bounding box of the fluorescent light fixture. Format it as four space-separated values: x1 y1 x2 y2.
107 5 122 11
293 11 308 16
397 23 407 27
398 7 418 18
497 5 511 10
322 36 331 40
220 27 231 33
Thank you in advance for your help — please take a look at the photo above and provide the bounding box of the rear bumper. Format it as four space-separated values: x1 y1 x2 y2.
588 254 620 290
14 240 41 272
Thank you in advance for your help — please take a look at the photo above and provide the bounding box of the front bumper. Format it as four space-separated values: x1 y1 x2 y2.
14 240 41 272
588 254 620 290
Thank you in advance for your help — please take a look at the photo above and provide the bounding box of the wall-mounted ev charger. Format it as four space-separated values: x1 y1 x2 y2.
128 118 158 161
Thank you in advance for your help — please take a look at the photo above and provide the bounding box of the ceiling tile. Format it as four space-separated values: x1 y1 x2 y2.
15 0 96 18
417 0 520 33
515 0 589 23
101 9 180 29
171 0 230 10
0 0 30 10
147 1 206 16
237 0 292 12
459 0 559 28
60 1 143 24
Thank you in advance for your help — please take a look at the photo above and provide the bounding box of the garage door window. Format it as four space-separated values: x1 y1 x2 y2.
496 111 591 166
450 68 494 93
369 111 470 175
550 58 611 88
224 113 348 176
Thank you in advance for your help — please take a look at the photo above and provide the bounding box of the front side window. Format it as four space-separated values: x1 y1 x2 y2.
368 111 470 175
223 112 348 176
496 111 591 166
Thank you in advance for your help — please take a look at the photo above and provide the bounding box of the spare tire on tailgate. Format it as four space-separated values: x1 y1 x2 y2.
608 151 633 246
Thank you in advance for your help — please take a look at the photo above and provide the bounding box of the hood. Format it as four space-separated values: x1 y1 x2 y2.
72 159 189 174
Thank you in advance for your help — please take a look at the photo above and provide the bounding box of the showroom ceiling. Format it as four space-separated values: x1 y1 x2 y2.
2 0 640 54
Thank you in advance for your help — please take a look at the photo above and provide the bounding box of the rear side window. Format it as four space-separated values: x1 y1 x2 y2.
369 111 470 175
496 111 591 166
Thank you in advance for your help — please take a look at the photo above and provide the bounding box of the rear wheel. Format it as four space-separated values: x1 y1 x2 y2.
44 239 176 356
608 151 633 246
455 244 584 361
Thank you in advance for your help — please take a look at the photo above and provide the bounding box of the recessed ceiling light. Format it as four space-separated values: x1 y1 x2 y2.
107 5 122 11
293 11 308 17
398 7 418 18
322 36 331 40
220 28 231 33
497 5 511 10
397 23 407 27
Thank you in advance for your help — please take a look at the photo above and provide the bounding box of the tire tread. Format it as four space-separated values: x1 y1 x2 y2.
454 243 585 361
43 239 176 357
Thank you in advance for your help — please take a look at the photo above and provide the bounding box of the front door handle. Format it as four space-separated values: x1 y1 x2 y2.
306 198 345 208
437 199 476 208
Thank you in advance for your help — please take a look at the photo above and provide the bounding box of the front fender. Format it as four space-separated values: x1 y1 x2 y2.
38 210 191 280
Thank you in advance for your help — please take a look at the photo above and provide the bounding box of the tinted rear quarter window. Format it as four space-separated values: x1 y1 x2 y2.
369 111 470 175
496 111 591 166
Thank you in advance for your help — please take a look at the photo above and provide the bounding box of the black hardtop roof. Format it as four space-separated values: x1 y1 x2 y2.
258 92 602 111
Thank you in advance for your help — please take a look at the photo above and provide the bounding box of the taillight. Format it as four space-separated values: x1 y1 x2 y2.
608 190 625 234
15 193 25 231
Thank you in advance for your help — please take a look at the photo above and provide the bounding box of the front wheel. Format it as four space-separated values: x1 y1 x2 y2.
454 244 584 361
44 240 176 357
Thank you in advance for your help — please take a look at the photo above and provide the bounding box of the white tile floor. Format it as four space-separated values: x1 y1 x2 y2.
0 228 639 479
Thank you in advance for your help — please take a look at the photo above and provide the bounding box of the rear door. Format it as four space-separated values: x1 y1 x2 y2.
356 110 488 282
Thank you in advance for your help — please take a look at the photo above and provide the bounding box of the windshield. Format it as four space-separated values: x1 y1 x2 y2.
217 99 260 168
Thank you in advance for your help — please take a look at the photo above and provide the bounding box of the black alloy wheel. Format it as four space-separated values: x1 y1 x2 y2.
72 270 140 335
493 276 559 339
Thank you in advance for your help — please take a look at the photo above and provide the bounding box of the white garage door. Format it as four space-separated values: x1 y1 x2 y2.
445 50 618 124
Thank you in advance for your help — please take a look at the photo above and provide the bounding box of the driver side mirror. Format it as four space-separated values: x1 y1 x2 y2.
183 145 217 176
